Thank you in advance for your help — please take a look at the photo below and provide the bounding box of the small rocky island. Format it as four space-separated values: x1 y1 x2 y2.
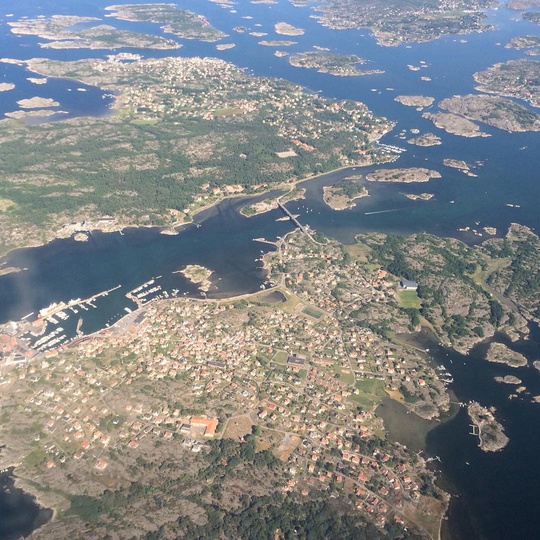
523 12 540 24
275 22 304 36
486 342 528 367
17 97 59 108
179 265 213 292
404 193 434 201
259 40 297 47
443 159 477 176
407 132 442 146
394 95 435 109
366 167 441 183
468 402 509 452
289 51 383 76
323 179 368 210
495 375 522 385
506 35 540 49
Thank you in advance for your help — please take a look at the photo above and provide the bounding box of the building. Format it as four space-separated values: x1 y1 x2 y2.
399 280 418 291
190 416 218 438
287 354 306 366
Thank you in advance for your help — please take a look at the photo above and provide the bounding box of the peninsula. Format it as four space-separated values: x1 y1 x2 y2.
4 218 540 537
0 228 460 539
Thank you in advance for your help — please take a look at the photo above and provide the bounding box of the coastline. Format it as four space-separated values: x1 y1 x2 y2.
0 469 55 536
0 163 371 262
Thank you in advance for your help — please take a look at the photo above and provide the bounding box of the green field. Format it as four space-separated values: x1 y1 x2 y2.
0 197 16 212
301 305 324 319
350 378 387 408
334 367 355 385
398 289 421 309
272 350 289 364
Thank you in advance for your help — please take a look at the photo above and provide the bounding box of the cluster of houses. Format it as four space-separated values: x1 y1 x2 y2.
0 232 442 532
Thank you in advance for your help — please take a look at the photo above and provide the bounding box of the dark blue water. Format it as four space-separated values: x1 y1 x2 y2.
1 0 540 538
423 325 540 540
0 469 52 540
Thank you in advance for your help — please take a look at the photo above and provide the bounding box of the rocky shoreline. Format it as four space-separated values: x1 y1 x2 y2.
468 402 509 452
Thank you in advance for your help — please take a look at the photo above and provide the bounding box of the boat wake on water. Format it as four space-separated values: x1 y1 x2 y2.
364 208 401 215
